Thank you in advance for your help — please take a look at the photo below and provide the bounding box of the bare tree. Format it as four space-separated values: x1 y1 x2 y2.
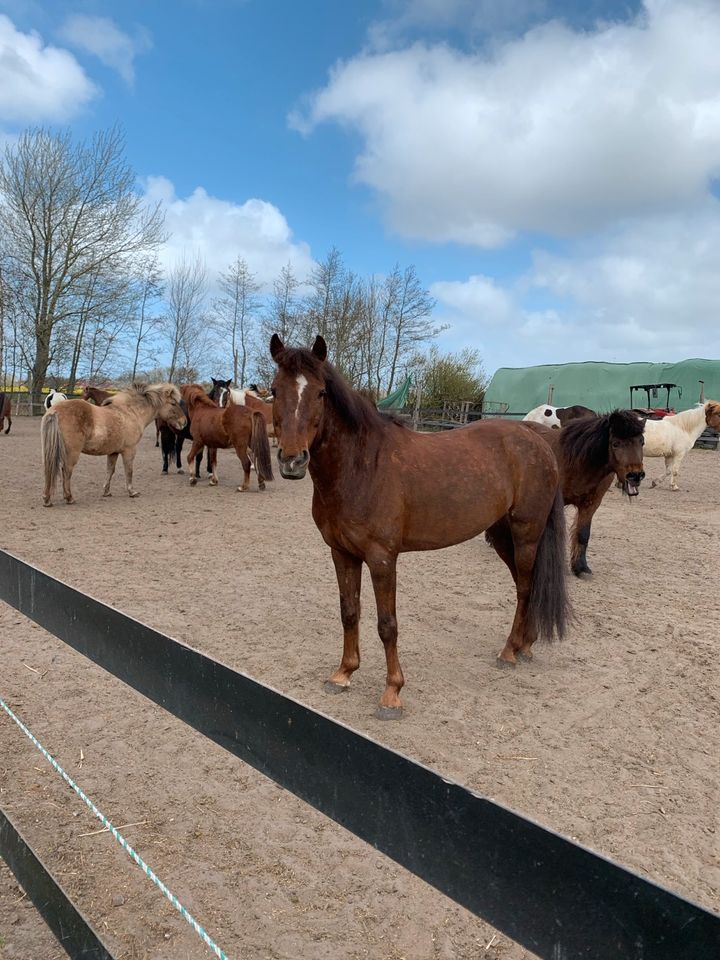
256 263 302 385
212 257 260 385
385 264 440 393
128 256 164 381
0 126 165 408
164 254 208 381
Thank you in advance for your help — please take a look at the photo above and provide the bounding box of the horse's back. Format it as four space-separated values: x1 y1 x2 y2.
643 418 684 457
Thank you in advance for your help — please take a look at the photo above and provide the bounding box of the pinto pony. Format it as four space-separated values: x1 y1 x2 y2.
524 410 645 576
0 392 11 435
182 384 273 491
270 334 570 719
41 383 186 506
523 404 596 429
643 401 720 491
212 379 277 446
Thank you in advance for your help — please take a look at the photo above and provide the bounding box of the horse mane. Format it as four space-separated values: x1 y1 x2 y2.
182 383 217 409
559 409 644 469
113 382 181 411
273 346 406 432
662 404 707 434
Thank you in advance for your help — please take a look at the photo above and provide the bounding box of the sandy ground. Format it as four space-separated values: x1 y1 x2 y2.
0 415 718 960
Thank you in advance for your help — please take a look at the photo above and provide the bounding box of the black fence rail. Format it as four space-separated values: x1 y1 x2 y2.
1 550 719 960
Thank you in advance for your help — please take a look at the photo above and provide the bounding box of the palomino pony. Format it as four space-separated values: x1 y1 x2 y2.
643 401 720 491
42 383 186 505
524 411 645 576
0 392 11 435
82 386 113 405
182 385 273 491
270 334 570 719
523 404 596 429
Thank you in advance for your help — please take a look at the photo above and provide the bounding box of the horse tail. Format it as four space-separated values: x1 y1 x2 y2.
250 411 274 482
41 411 65 500
528 487 571 642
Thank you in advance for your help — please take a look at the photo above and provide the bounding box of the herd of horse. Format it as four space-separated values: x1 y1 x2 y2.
1 338 718 718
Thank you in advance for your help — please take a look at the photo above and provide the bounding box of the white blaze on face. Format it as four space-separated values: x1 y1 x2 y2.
295 374 308 417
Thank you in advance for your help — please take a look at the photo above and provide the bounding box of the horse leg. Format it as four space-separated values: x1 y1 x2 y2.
176 436 184 473
206 446 213 475
669 455 681 491
651 456 672 488
325 549 363 693
367 553 404 718
234 445 252 492
121 448 139 497
485 516 517 582
61 449 81 505
208 448 218 486
187 440 203 485
497 517 542 667
102 453 119 497
570 483 609 577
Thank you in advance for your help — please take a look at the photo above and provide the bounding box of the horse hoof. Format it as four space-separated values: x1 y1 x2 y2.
43 501 52 508
177 468 184 474
209 478 218 486
65 499 76 505
375 705 403 721
161 470 168 475
323 680 349 695
518 649 534 662
129 491 140 498
102 492 111 498
496 655 516 669
651 479 657 488
190 478 197 486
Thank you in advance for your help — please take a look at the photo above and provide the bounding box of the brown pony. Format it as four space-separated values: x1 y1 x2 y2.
270 335 570 719
182 384 274 491
0 392 11 435
524 411 645 577
82 385 113 405
42 383 186 506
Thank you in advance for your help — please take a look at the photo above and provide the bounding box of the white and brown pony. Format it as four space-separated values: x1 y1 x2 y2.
41 383 186 506
643 400 720 491
44 390 68 410
212 380 276 445
523 404 595 429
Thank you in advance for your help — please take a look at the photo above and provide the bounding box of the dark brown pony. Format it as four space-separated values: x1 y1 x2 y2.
556 404 595 426
82 385 113 405
524 410 645 576
0 392 11 435
182 384 273 491
270 334 570 718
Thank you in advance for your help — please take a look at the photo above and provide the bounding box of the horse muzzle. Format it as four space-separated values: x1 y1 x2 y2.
278 448 309 480
621 469 645 497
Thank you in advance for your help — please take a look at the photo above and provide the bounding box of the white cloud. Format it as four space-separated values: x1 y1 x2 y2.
143 176 315 289
294 0 720 247
0 13 97 122
58 15 151 86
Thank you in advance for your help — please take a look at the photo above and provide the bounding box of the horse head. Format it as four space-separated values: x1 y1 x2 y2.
704 400 720 431
608 410 645 497
270 334 328 479
209 377 232 407
151 384 186 432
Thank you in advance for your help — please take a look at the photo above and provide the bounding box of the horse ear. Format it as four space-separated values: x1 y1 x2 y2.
270 334 284 360
312 335 327 362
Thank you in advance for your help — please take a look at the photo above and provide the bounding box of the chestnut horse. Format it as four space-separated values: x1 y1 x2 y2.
42 383 186 505
182 385 274 491
270 335 570 719
214 379 277 446
0 392 11 435
82 385 113 405
523 410 645 576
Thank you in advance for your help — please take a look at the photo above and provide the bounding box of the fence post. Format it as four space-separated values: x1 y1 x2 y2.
546 384 554 405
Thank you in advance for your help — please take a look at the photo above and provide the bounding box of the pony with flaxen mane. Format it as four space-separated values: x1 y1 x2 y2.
42 383 186 505
524 410 645 576
182 384 273 491
643 401 720 491
270 334 571 719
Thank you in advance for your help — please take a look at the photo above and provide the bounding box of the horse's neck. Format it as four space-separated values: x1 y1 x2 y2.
668 406 706 438
309 407 379 494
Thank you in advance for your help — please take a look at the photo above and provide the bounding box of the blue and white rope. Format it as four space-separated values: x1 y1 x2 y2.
0 695 230 960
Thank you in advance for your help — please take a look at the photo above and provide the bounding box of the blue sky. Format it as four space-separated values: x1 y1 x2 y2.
1 0 720 375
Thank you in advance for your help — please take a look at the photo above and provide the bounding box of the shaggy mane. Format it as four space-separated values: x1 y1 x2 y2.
182 383 218 409
560 409 644 469
274 346 407 432
108 382 181 411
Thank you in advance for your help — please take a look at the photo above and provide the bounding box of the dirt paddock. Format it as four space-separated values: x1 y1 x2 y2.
0 416 718 959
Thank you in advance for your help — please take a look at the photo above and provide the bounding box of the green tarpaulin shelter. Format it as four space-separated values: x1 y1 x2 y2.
484 358 720 417
377 375 412 410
